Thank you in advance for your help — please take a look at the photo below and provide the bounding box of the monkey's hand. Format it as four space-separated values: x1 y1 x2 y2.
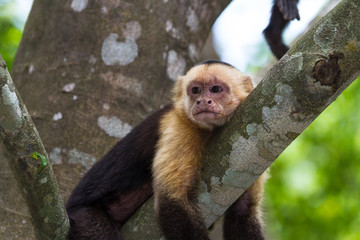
276 0 300 20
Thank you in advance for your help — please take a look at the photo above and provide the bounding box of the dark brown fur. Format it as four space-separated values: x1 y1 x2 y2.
157 196 209 240
264 0 300 59
224 173 267 240
66 105 173 239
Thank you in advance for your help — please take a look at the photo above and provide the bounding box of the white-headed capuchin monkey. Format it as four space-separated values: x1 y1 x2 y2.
66 60 267 240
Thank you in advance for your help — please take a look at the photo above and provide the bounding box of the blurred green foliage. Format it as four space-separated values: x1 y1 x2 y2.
265 78 360 240
0 0 23 70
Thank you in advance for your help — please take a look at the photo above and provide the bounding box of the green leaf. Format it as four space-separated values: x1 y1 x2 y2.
30 151 48 172
30 152 38 160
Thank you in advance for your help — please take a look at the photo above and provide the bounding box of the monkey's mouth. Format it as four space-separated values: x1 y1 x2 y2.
194 111 220 119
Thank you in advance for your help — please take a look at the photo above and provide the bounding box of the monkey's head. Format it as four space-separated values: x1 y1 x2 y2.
173 61 253 130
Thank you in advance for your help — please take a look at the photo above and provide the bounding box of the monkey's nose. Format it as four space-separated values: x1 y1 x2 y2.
196 99 213 106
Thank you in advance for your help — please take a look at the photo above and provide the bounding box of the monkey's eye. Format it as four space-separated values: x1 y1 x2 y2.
192 87 201 94
210 85 223 93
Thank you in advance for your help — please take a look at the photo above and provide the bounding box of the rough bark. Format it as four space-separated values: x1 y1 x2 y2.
121 0 360 238
2 0 231 238
0 55 69 239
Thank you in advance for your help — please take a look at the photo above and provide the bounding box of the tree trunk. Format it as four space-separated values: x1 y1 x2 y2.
1 0 230 238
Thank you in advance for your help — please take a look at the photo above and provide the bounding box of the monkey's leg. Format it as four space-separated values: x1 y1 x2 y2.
67 207 121 240
223 173 268 240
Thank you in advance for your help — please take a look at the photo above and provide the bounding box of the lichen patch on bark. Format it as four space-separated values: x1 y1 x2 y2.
101 34 138 66
186 7 200 32
71 0 88 12
1 84 22 130
97 115 132 139
68 148 96 168
166 50 186 81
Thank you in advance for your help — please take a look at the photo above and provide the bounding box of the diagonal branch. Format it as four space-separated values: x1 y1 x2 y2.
121 0 360 238
0 55 69 240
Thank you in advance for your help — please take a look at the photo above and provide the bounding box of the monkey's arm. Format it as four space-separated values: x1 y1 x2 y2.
263 0 299 59
155 195 209 240
152 112 210 240
223 173 268 240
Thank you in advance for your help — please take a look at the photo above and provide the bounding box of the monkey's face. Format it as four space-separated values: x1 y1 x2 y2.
178 64 253 130
185 79 233 129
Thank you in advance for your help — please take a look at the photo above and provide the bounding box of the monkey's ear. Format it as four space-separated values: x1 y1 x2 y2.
172 76 184 101
242 76 253 94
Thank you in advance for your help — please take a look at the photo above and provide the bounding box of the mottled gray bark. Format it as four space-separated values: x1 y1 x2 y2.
2 0 231 238
121 0 360 238
0 55 68 239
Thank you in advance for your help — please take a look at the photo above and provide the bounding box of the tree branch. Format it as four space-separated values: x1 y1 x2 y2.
121 0 360 238
0 54 69 240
